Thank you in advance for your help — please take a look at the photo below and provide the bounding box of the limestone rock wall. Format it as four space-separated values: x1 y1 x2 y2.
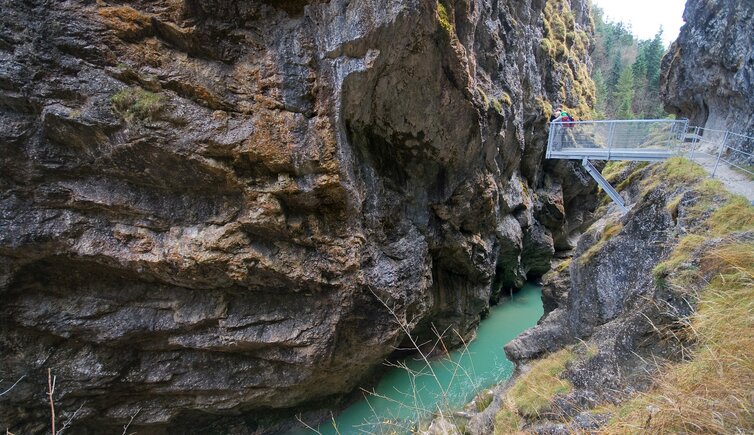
0 0 595 431
499 162 697 433
661 0 754 136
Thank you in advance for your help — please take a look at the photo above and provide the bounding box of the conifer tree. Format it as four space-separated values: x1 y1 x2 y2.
615 66 635 119
589 7 668 119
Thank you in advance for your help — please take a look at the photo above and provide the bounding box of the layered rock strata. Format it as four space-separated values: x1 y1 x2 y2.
0 0 595 431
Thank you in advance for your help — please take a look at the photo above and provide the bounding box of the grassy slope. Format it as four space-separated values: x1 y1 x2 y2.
494 157 754 433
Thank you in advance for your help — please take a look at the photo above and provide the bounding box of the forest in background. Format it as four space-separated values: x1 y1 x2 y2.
590 6 669 119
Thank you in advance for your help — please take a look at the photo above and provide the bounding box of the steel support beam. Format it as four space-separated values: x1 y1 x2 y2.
582 158 628 214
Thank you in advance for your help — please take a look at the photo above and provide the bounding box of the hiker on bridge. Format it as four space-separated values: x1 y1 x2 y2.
550 108 575 149
559 111 575 126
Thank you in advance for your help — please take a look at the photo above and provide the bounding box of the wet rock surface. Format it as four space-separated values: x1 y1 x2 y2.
0 0 595 432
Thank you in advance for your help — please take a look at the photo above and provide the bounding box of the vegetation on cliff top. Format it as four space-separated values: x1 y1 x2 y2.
606 253 754 433
601 159 754 433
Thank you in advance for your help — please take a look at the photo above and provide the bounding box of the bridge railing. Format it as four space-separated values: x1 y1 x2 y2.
686 127 754 179
546 119 689 161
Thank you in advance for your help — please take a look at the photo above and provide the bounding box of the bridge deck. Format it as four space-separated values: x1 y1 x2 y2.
548 148 674 161
546 119 754 211
545 119 688 161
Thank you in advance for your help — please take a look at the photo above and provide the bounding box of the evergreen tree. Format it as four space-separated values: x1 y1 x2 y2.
592 69 608 117
608 56 623 92
589 7 668 119
631 46 649 117
632 48 648 82
645 29 665 89
615 66 635 119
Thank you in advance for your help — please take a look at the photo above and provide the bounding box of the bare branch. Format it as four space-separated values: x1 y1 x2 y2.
367 286 446 396
122 407 141 435
0 375 26 397
328 411 341 435
294 413 322 434
56 402 85 435
47 369 56 435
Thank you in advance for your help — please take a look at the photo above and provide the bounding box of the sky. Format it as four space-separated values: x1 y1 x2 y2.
591 0 687 47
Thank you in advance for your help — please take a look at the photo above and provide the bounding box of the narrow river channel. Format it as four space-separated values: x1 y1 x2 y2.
293 282 543 434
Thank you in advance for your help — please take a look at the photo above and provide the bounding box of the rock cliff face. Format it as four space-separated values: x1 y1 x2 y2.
0 0 595 431
661 0 754 135
492 161 701 433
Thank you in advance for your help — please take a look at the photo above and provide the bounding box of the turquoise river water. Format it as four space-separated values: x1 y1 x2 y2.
290 282 543 434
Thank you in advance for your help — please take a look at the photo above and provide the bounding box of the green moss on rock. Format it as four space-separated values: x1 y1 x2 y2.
112 87 165 121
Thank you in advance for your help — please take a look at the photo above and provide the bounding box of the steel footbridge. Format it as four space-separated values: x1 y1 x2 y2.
546 119 754 212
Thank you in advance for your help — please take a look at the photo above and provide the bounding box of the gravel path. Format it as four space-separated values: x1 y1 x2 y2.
690 154 754 202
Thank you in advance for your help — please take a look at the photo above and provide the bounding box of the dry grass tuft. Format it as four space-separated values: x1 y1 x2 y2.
494 400 525 435
506 347 577 418
706 196 754 235
641 157 706 195
603 242 754 434
493 344 597 432
660 157 708 185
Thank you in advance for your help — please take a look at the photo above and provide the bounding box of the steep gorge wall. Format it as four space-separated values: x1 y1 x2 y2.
661 0 754 136
0 0 595 431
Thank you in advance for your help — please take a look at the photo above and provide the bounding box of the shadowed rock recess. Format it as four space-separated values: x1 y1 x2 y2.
661 0 754 135
0 0 596 432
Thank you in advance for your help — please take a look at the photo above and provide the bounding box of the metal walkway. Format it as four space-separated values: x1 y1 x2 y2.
546 119 754 211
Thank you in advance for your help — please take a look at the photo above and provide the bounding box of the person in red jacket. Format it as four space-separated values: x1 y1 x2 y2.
555 111 576 148
560 111 575 127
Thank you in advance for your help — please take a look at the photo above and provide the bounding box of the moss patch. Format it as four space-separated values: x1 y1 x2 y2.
614 162 649 191
541 0 596 118
602 161 632 183
112 87 165 121
436 1 454 36
556 258 572 273
580 220 624 265
492 98 503 114
477 86 490 110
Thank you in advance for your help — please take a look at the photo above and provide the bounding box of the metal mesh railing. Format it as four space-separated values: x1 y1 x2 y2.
545 118 753 206
546 119 689 159
686 127 754 179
